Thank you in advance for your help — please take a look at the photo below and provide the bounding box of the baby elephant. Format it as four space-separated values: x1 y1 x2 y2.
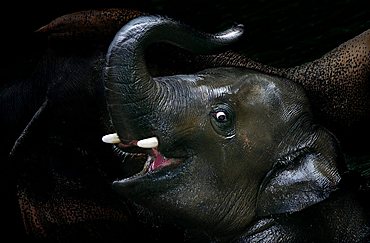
103 15 369 242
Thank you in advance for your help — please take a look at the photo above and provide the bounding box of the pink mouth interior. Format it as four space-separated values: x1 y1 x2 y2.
118 140 179 173
149 148 173 172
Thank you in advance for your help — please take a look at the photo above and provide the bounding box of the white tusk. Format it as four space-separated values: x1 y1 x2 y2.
137 137 159 148
102 133 121 144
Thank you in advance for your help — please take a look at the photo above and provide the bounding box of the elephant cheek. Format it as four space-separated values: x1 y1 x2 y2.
240 132 253 150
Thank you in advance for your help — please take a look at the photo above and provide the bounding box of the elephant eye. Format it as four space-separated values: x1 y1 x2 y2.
210 104 236 138
215 111 228 123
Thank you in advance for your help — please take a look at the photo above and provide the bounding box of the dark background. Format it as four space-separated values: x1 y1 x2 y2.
1 0 370 69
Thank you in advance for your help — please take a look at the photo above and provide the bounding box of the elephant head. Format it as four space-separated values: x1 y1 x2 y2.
103 16 341 238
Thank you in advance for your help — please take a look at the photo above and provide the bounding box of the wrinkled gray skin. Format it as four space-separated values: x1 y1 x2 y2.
104 16 365 242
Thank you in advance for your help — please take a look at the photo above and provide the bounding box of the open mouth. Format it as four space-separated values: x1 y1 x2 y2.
103 133 183 178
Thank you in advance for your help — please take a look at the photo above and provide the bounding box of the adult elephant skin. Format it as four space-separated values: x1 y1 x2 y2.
103 15 370 242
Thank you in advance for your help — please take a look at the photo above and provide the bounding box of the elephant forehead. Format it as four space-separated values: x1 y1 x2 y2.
195 68 300 103
211 75 285 110
243 80 282 107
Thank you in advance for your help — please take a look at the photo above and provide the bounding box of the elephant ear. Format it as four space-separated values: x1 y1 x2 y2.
257 128 342 216
36 8 143 41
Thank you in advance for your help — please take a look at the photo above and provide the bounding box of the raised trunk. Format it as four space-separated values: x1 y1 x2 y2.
104 15 244 140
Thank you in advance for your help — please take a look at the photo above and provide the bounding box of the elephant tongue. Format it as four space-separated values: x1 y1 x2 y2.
149 149 172 172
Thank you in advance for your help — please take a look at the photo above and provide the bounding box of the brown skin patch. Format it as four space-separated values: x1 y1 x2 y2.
36 8 143 40
284 30 370 128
